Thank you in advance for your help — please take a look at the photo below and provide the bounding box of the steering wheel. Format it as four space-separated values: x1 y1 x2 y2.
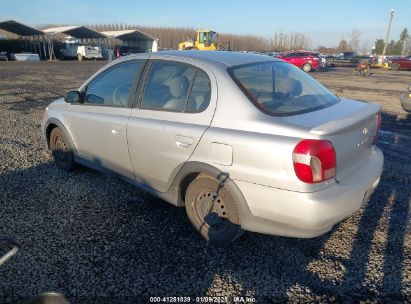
112 85 131 106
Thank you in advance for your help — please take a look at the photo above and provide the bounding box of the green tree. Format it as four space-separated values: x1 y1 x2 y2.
373 39 384 54
400 28 409 42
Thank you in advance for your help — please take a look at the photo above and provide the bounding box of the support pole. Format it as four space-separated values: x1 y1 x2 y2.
382 9 395 61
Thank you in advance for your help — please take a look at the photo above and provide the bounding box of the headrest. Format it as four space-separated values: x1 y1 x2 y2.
169 76 189 98
278 78 302 97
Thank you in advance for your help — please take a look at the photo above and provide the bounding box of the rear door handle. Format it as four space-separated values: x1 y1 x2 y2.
175 135 194 148
112 125 124 136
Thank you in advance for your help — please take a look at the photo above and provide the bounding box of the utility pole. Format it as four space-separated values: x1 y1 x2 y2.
382 9 395 60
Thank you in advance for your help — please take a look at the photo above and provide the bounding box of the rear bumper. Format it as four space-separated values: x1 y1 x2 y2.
235 147 383 238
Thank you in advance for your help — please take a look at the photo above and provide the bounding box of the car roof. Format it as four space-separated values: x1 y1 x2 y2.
126 50 281 67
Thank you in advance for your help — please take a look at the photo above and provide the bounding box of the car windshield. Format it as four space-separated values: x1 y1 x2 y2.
229 61 339 116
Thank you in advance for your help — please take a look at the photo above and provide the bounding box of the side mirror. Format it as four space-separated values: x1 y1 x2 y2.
64 90 81 103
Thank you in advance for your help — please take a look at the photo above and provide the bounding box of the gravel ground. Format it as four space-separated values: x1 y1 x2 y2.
0 61 410 304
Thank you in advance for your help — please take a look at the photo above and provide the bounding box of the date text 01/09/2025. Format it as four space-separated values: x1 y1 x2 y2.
149 296 256 303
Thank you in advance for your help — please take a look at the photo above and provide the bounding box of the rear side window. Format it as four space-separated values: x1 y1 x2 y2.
229 61 339 116
84 61 142 107
141 61 211 113
186 70 211 113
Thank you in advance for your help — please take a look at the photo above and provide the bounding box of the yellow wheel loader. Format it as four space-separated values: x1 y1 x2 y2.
178 30 218 51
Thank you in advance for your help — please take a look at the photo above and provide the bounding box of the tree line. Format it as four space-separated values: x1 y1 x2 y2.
89 23 311 51
318 28 410 56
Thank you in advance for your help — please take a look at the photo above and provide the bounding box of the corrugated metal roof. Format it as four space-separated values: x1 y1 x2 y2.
42 25 106 39
101 30 154 41
0 20 43 36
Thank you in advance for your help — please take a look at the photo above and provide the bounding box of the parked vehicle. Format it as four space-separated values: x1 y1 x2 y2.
388 55 411 71
338 51 357 59
115 45 143 59
400 83 411 112
0 51 8 61
354 59 371 77
326 52 363 67
42 51 383 242
276 51 321 72
59 44 103 61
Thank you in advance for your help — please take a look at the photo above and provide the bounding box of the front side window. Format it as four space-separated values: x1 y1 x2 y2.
283 53 294 58
141 61 211 113
230 61 339 116
84 61 142 107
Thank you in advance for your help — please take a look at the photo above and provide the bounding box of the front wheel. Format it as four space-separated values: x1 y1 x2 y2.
50 128 75 171
302 63 312 72
391 63 400 71
185 174 244 242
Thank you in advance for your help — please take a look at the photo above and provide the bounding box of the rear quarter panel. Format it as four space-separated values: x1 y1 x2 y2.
189 66 327 193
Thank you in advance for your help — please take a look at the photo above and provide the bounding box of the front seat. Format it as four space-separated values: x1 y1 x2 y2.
163 76 190 111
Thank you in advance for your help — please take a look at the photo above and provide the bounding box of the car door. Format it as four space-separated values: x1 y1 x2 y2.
69 60 145 179
283 53 295 65
294 52 305 68
405 56 411 69
127 59 216 192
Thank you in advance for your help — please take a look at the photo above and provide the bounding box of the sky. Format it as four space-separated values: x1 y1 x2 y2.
1 0 410 48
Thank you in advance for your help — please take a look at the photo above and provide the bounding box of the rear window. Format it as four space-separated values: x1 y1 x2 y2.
229 61 339 116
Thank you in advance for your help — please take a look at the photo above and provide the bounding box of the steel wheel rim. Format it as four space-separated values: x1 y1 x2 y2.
194 190 228 231
54 135 68 162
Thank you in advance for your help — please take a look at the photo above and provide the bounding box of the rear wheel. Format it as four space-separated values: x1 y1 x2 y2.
391 63 400 71
185 174 244 242
302 63 312 72
50 128 75 171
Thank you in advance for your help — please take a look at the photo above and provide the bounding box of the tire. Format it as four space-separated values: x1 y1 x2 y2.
302 63 312 72
391 63 400 71
50 128 75 171
185 174 245 242
77 54 83 61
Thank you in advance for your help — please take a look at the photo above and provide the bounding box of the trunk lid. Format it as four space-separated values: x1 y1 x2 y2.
283 99 381 182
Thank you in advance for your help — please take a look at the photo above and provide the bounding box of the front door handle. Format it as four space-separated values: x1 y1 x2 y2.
175 135 194 148
112 125 124 136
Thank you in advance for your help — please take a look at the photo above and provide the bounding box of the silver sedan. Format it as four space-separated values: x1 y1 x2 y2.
42 51 383 242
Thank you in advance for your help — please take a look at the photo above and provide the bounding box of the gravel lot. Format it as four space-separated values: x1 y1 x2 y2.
0 61 410 304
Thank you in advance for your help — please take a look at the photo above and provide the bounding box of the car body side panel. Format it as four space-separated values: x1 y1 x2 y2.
69 105 135 179
393 57 411 70
41 98 72 148
127 116 212 192
127 59 218 193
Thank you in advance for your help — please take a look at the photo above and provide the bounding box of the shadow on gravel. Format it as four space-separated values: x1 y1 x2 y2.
1 113 410 303
2 95 63 112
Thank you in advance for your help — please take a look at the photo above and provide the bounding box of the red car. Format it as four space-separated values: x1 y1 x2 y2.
388 55 411 70
276 51 320 72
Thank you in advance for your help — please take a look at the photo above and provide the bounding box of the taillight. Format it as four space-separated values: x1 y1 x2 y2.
292 139 336 184
373 112 381 144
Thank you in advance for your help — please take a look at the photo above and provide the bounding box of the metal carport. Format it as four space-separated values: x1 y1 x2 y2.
101 30 157 54
42 25 107 60
0 20 46 59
